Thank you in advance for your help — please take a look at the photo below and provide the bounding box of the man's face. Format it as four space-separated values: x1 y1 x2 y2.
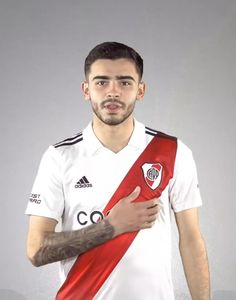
82 58 145 126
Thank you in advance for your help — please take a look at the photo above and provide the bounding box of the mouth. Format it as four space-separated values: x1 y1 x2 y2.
105 103 121 111
103 101 124 113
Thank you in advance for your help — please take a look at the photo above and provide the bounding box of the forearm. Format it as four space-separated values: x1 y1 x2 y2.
31 219 114 267
179 237 210 300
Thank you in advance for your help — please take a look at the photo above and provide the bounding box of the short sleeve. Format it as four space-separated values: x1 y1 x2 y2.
169 140 202 213
25 146 65 222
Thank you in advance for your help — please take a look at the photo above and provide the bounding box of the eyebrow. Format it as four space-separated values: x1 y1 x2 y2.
92 75 136 82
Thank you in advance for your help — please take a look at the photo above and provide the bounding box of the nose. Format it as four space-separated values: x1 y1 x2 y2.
107 81 120 98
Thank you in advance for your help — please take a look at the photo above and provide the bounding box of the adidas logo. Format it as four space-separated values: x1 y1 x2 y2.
75 176 93 188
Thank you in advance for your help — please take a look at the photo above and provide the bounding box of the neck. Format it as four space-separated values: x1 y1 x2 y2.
92 116 134 153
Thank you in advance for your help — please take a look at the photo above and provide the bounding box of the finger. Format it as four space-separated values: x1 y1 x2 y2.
146 206 159 216
135 198 159 209
145 215 158 223
140 221 156 229
125 186 141 203
146 198 160 208
147 202 159 209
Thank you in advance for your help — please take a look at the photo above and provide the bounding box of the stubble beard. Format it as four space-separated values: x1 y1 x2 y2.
91 99 136 126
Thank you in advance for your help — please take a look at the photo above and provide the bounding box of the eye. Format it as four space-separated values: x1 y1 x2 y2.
96 81 105 85
96 81 106 86
121 81 132 86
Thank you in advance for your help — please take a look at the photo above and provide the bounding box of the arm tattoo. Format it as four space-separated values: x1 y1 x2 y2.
32 219 114 267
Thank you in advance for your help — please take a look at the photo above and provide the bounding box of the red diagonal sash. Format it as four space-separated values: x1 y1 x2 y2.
56 133 177 300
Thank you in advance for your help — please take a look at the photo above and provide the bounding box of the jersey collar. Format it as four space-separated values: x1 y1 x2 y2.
83 119 146 156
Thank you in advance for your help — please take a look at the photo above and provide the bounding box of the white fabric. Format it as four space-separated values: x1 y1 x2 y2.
25 120 202 300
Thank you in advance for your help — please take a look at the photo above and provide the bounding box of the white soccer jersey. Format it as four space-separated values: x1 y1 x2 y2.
25 119 202 300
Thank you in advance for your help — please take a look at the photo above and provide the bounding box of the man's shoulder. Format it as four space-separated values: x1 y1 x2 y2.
144 125 177 141
53 131 84 150
40 130 85 163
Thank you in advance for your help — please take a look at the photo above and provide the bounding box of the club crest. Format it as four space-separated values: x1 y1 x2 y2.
141 163 163 190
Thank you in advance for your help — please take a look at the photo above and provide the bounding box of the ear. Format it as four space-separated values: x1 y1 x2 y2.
136 81 146 101
81 81 90 100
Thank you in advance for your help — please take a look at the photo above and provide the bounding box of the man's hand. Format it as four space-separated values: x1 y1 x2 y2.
27 186 159 266
107 186 159 237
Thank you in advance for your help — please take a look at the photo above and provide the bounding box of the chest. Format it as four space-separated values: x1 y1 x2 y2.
61 148 142 226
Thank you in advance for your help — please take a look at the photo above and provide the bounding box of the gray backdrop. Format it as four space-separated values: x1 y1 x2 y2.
0 0 235 299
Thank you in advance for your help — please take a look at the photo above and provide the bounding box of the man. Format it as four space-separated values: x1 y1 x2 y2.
26 42 210 300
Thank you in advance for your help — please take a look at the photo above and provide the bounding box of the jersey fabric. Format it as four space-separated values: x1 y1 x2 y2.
25 119 202 300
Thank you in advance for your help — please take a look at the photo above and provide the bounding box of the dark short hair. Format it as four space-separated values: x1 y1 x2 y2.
84 42 143 80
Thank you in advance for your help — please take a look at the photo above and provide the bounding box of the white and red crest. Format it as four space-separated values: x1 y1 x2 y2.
141 163 163 190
